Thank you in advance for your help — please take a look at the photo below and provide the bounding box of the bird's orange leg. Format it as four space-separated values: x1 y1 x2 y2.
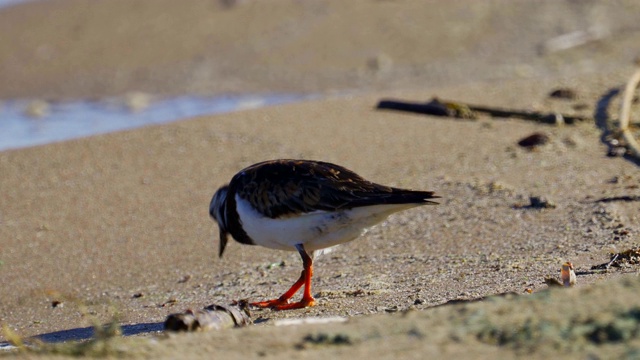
250 270 306 308
250 244 316 310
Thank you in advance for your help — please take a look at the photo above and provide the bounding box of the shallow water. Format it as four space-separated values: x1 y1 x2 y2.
0 0 32 8
0 94 310 151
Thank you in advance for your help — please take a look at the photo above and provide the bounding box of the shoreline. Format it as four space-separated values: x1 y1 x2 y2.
0 92 314 152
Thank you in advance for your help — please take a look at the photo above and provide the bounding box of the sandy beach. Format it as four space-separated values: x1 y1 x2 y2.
2 0 640 358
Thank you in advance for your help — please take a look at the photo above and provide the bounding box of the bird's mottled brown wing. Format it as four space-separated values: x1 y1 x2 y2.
229 159 439 219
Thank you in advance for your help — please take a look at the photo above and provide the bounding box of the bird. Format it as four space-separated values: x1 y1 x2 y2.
209 159 439 310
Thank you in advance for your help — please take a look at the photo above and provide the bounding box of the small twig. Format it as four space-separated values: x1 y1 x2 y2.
618 67 640 160
465 104 586 124
606 254 620 270
377 98 588 124
595 195 640 203
377 98 468 118
541 26 609 53
433 292 519 307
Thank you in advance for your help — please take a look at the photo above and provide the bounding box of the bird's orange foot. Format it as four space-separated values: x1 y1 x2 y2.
250 298 287 309
250 297 316 311
272 297 316 310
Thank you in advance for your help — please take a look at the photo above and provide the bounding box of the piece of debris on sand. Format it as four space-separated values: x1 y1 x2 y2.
164 301 252 332
517 132 550 149
545 261 577 287
592 246 640 270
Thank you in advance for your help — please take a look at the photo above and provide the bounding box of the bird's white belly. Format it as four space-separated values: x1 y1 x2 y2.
235 195 417 251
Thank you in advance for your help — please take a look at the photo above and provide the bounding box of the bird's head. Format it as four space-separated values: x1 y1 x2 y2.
210 185 230 258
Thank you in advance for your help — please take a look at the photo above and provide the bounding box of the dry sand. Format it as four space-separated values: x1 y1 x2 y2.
1 0 640 358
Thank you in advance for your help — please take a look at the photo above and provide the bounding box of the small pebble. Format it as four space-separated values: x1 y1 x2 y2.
549 88 577 100
518 132 549 148
607 146 627 157
366 53 393 74
124 92 152 113
572 103 589 111
24 100 50 118
529 196 556 209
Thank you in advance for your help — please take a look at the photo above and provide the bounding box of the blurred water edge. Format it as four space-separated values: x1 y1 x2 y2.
0 0 32 9
0 94 312 151
0 2 311 151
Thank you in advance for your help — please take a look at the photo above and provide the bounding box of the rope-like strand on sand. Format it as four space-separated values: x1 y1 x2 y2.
619 67 640 160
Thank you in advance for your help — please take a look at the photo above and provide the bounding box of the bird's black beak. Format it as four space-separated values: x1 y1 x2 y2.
219 229 229 258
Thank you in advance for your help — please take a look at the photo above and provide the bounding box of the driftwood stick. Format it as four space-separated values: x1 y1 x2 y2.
377 99 453 117
164 302 252 332
377 98 589 124
465 104 585 124
618 68 640 160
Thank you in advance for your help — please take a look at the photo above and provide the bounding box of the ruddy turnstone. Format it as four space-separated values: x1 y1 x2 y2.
209 159 439 310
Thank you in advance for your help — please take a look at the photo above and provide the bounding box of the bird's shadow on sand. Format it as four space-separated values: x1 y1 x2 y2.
7 322 165 345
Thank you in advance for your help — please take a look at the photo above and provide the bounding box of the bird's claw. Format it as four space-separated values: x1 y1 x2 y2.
250 297 316 311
